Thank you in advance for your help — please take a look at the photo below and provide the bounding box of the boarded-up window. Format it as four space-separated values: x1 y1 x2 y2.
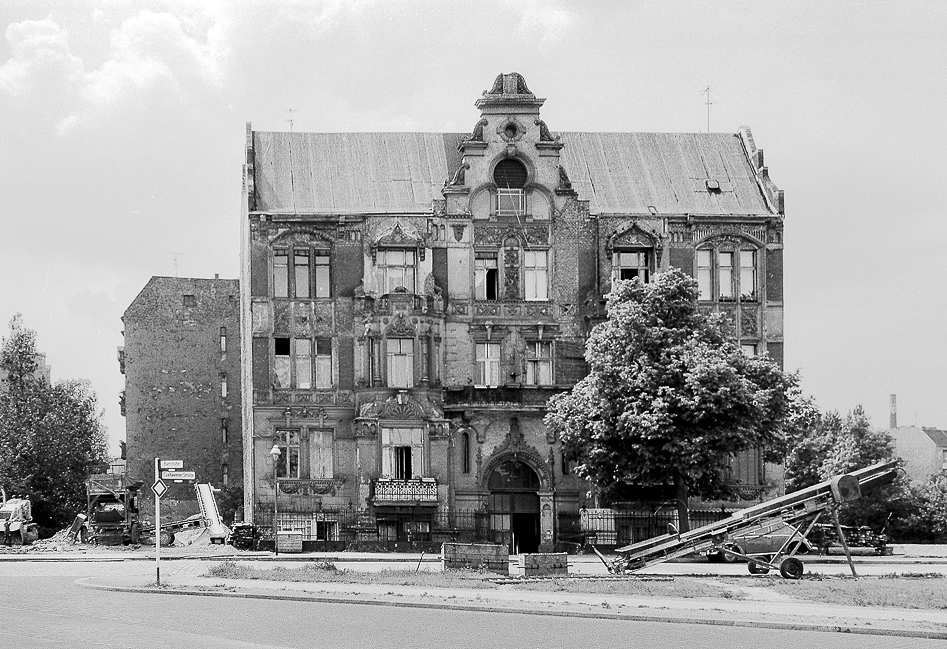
314 339 332 389
309 429 333 479
387 338 414 387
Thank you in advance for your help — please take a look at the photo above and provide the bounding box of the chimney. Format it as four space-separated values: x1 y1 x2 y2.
214 273 219 280
889 394 897 429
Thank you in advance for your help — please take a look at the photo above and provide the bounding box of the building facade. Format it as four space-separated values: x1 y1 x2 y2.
240 73 785 552
890 426 947 484
122 276 242 514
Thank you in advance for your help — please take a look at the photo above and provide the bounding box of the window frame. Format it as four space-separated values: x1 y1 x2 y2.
273 246 332 299
525 341 553 386
386 337 415 388
475 342 501 387
474 252 499 300
274 429 301 479
376 248 418 294
612 249 652 285
523 249 549 301
381 427 425 480
274 336 334 390
696 245 759 302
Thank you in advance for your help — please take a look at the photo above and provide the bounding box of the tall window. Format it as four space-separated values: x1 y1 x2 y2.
494 158 527 217
294 339 312 389
697 249 712 300
310 429 334 479
274 429 300 479
476 342 501 387
274 337 332 389
381 427 424 480
220 374 227 398
475 253 499 300
740 250 757 300
613 251 650 283
219 327 227 353
314 339 332 388
378 249 417 293
274 249 289 298
221 418 229 444
386 338 414 387
274 247 331 298
697 247 758 302
314 252 330 297
274 337 292 388
524 250 548 301
461 431 471 474
526 341 552 385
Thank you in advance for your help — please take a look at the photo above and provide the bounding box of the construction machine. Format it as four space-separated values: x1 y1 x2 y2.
595 461 899 579
0 496 40 546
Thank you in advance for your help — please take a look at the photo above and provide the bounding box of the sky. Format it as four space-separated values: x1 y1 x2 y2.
1 0 946 455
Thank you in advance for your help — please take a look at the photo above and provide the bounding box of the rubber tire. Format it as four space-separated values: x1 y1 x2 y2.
748 560 770 575
707 551 723 563
9 532 23 546
721 544 743 564
780 557 804 580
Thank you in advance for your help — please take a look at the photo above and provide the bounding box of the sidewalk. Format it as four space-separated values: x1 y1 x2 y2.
78 568 947 640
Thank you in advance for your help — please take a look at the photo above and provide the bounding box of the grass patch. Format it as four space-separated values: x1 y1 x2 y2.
753 573 947 609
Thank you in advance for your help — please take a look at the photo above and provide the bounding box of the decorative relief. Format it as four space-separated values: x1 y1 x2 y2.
474 303 501 316
608 223 658 251
278 479 344 497
693 224 767 245
504 247 520 300
668 223 690 244
451 224 466 242
558 304 576 317
474 224 548 246
385 313 416 338
269 226 336 246
274 304 290 332
525 304 551 317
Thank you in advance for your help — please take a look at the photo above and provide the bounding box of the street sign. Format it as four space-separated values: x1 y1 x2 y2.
161 470 196 481
160 460 184 469
151 479 168 498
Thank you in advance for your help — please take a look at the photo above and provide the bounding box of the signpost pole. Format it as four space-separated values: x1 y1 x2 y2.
154 457 161 586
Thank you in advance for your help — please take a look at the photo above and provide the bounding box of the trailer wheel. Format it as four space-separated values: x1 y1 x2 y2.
721 544 743 563
779 557 804 580
747 560 770 575
9 531 23 546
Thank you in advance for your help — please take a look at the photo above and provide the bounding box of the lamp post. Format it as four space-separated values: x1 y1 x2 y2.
270 443 281 556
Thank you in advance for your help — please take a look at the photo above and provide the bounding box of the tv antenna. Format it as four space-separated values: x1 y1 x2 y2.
166 251 184 277
703 86 713 132
286 107 296 133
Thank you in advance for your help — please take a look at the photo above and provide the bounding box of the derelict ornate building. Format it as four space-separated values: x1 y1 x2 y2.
240 73 784 552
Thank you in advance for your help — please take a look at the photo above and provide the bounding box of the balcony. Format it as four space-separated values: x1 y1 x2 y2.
443 385 563 410
372 478 438 506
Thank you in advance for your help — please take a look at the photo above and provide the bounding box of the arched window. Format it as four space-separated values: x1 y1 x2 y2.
697 245 758 302
494 159 527 217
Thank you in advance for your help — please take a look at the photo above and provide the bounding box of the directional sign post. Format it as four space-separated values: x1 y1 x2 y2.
160 460 184 470
161 470 196 482
154 457 162 586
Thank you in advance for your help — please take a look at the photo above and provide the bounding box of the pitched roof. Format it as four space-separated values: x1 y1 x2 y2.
924 428 947 447
251 130 773 216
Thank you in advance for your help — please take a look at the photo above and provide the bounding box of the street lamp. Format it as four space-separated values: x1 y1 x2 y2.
270 443 281 556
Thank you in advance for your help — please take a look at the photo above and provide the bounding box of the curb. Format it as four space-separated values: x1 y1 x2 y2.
75 578 947 641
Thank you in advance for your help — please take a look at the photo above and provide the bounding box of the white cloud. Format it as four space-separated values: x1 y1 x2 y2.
0 18 84 97
0 8 230 129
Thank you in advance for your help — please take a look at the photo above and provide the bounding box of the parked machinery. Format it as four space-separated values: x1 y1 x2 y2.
596 461 899 579
85 473 143 545
0 497 40 546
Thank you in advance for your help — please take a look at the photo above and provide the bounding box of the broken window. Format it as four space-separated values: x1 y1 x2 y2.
314 252 330 297
612 250 651 284
274 429 300 479
219 326 227 353
494 158 527 217
314 339 332 389
274 337 291 388
294 250 310 298
475 253 499 300
381 427 424 480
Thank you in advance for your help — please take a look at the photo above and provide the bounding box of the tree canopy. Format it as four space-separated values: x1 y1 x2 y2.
0 315 109 530
545 269 805 530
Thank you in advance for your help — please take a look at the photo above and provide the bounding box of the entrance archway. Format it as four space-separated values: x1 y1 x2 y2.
488 459 540 554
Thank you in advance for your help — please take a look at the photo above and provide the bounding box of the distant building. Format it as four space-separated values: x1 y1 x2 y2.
121 276 242 512
890 426 947 484
239 73 786 551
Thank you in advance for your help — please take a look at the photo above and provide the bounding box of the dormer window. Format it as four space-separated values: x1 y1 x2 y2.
494 159 527 217
613 250 651 284
377 249 417 294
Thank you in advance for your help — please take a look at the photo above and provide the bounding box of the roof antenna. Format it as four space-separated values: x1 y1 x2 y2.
286 107 295 133
166 251 184 277
703 87 713 133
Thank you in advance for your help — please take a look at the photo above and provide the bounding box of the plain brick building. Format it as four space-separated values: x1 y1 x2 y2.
240 73 785 552
121 276 242 513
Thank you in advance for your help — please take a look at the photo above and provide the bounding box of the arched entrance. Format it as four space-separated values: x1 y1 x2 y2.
488 459 540 554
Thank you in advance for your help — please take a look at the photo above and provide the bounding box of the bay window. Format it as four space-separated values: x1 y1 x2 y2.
697 246 758 302
377 249 417 293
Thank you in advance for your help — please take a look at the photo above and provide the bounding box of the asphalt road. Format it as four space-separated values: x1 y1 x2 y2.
1 560 945 649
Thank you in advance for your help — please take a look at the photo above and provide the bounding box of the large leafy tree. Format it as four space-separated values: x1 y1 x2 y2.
545 269 804 531
0 315 109 529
